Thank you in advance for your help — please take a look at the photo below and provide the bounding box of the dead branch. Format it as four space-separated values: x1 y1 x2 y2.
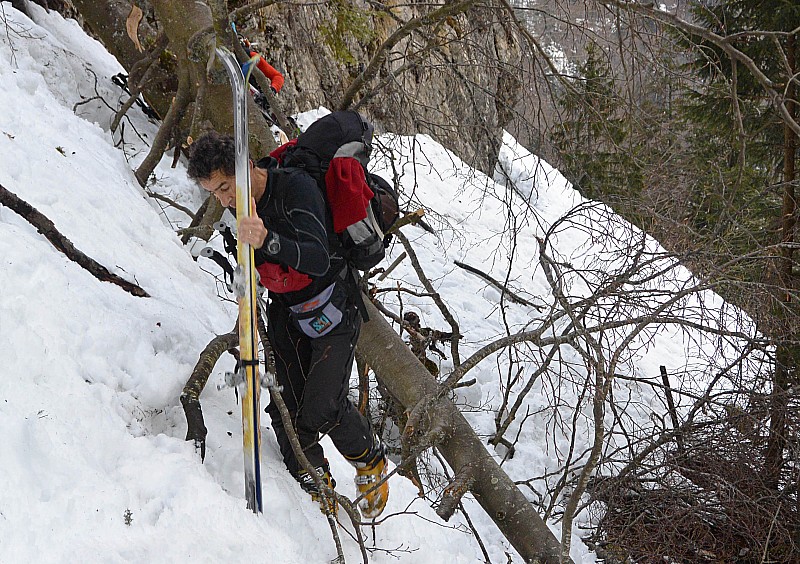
146 190 196 220
386 209 425 236
435 467 475 521
428 449 492 562
454 260 542 309
376 251 407 282
396 231 461 366
180 328 238 460
0 183 149 297
179 195 224 245
181 329 238 403
372 286 437 298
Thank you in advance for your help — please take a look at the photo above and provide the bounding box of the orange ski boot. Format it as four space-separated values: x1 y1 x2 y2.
297 460 337 517
351 443 389 519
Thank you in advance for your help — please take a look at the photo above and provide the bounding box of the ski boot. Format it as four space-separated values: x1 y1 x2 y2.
297 460 337 516
349 441 389 519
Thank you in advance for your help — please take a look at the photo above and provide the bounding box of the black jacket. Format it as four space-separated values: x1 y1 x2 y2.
253 158 345 305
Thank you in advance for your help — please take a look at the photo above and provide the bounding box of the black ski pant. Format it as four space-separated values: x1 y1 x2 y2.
265 286 373 477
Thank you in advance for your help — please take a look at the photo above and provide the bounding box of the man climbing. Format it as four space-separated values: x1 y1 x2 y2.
186 131 389 519
234 25 297 135
241 39 284 95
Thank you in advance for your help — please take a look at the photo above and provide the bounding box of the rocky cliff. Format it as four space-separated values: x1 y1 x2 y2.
237 1 522 173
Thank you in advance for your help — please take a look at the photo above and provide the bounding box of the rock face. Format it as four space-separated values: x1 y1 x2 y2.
240 1 522 173
70 0 522 173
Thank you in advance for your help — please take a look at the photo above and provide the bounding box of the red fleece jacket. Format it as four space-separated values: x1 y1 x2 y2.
250 51 285 92
325 157 373 233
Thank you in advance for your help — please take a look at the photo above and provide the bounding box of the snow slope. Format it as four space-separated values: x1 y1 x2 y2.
0 5 505 562
1 3 744 563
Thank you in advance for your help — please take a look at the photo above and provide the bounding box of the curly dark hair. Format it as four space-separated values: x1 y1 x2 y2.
186 131 236 180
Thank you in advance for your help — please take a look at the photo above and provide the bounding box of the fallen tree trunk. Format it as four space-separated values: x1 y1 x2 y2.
359 298 569 564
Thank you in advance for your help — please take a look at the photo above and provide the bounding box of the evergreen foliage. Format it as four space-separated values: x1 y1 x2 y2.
552 42 648 208
677 0 800 262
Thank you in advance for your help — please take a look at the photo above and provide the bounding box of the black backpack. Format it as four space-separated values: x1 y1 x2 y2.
276 111 399 271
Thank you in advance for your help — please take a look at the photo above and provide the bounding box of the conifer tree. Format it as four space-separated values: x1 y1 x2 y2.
679 0 800 489
553 41 644 204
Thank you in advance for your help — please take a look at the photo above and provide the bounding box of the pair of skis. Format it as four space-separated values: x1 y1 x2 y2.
216 46 263 513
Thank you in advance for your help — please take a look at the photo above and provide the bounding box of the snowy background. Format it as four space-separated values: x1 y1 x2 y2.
0 3 747 563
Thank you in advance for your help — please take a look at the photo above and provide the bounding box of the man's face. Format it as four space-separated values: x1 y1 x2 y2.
199 169 236 208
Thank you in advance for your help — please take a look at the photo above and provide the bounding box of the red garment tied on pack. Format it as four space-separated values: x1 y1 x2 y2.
256 261 312 293
269 139 297 161
325 157 374 233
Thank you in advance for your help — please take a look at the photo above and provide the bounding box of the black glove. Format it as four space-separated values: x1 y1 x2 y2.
253 91 269 112
270 86 278 95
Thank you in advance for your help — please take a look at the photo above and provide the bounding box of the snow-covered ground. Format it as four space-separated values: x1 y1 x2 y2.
0 3 754 563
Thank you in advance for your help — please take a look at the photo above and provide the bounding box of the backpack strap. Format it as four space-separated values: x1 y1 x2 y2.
339 266 369 322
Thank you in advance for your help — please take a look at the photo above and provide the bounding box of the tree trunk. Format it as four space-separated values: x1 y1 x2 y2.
765 34 797 490
73 0 276 156
359 298 568 564
148 0 276 155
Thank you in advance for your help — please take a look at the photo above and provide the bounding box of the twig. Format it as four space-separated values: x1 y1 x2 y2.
372 287 437 298
659 366 684 455
452 378 476 388
760 501 781 564
146 190 196 219
182 329 238 402
386 209 425 236
376 251 407 281
396 231 461 366
454 260 542 310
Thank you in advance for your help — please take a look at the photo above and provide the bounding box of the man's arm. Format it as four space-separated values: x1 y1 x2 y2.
251 52 285 93
254 172 330 276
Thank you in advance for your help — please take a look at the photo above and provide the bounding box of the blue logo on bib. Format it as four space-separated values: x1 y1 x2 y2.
310 313 332 334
